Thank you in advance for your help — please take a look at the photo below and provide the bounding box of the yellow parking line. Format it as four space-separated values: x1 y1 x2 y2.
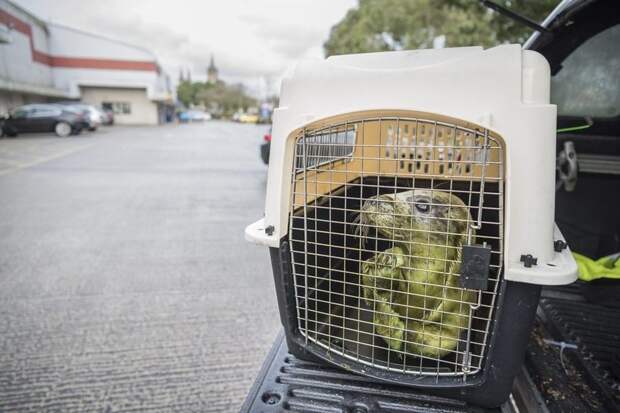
0 143 94 177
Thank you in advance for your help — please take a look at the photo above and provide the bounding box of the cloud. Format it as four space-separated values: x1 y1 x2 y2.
239 13 325 60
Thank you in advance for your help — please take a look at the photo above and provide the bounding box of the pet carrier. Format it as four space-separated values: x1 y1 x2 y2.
246 45 577 407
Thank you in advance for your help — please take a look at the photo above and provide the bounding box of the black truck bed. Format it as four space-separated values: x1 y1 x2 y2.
243 282 620 412
241 330 554 413
241 330 502 412
524 283 620 412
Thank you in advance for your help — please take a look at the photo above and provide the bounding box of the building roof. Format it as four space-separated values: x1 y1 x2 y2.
5 0 48 33
47 21 158 61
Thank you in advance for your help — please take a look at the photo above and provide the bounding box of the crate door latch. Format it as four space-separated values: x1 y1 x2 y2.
459 244 492 290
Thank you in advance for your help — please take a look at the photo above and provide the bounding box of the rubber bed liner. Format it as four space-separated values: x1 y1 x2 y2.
525 282 620 412
243 281 620 413
242 331 509 413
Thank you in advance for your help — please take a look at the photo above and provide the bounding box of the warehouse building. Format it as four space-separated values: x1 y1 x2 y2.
0 0 174 125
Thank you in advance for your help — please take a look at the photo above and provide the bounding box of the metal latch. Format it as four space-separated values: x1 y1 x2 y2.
459 244 492 290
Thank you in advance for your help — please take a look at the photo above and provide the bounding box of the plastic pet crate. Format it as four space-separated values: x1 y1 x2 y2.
246 45 577 407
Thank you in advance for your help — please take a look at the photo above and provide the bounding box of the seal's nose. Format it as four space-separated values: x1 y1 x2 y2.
364 195 394 212
367 197 386 207
368 199 379 207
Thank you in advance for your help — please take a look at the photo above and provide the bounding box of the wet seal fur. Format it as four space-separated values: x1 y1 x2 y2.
355 189 476 359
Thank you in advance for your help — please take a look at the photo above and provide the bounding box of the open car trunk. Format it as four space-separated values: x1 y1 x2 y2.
556 132 620 258
526 130 620 412
526 0 620 409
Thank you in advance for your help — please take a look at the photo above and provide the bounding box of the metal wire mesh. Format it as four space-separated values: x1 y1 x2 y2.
288 115 504 379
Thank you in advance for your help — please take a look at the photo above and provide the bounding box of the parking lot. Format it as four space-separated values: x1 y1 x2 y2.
0 122 279 412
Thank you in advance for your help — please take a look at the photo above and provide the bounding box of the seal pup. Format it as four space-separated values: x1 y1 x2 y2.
356 189 476 359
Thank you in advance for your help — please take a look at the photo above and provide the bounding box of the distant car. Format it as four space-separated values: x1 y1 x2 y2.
260 128 271 164
239 114 259 124
178 110 211 123
98 107 114 125
177 111 190 123
1 104 84 137
56 102 102 131
187 110 211 122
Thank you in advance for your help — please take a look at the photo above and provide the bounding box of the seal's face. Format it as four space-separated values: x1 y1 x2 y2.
357 189 470 242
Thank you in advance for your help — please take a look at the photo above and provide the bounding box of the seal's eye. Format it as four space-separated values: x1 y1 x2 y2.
415 200 430 213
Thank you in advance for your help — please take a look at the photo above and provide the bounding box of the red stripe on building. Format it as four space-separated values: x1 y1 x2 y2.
0 8 158 72
0 8 30 35
50 56 158 71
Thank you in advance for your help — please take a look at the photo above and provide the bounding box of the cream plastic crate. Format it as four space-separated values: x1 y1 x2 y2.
246 45 577 407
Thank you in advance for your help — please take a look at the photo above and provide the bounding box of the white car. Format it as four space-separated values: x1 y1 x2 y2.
187 110 211 122
57 103 102 131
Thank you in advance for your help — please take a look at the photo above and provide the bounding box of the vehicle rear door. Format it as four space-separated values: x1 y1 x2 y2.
549 23 620 257
29 106 62 133
9 107 33 132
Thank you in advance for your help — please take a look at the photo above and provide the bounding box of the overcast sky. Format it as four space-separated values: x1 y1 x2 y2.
13 0 357 97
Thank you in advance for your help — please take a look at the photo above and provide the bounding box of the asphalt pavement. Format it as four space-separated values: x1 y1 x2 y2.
0 122 280 412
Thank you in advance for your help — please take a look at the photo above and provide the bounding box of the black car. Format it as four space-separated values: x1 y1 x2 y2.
2 104 84 137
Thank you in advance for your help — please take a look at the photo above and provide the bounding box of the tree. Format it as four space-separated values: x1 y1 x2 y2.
176 80 200 107
176 79 257 117
324 0 558 57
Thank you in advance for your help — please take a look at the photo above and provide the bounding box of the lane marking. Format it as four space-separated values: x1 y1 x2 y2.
0 142 94 177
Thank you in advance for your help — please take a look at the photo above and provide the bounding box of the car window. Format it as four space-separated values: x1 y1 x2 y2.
31 107 62 117
12 108 29 118
62 105 78 112
550 24 620 118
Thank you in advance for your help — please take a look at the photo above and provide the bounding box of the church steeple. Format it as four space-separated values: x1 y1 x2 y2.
207 55 218 85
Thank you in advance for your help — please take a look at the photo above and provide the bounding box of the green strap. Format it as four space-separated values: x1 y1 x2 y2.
557 124 592 133
573 252 620 282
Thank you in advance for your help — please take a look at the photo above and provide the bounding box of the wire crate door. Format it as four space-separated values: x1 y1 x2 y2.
288 112 505 378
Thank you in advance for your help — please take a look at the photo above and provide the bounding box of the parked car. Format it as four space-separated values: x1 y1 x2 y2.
98 107 114 125
177 110 211 123
260 128 271 164
239 113 259 124
56 102 102 131
1 104 84 137
177 111 190 123
187 110 211 122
